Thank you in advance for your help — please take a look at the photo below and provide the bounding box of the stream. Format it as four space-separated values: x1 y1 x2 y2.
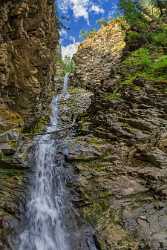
16 75 98 250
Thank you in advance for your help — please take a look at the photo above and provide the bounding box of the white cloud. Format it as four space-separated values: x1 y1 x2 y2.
60 29 68 38
90 4 104 14
61 42 80 59
60 0 118 22
69 36 76 43
72 0 89 21
60 0 90 22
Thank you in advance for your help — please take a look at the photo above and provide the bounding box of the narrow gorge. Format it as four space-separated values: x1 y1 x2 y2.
0 0 167 250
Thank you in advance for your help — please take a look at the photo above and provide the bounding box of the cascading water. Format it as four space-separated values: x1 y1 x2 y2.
18 75 70 250
17 74 98 250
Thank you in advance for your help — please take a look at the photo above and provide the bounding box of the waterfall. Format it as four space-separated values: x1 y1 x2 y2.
17 74 98 250
18 75 70 250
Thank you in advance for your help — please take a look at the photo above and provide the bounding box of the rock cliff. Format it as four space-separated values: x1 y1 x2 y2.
0 0 59 132
70 19 167 249
0 0 59 248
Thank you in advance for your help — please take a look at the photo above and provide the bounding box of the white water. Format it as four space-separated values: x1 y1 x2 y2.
17 74 98 250
18 75 70 250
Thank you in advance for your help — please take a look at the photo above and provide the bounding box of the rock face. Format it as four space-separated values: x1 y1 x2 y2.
70 20 167 249
0 0 59 132
0 0 59 248
72 20 125 90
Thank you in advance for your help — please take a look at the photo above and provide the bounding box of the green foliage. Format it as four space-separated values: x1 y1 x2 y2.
63 56 75 74
123 48 151 70
119 0 149 30
54 56 75 76
121 46 167 85
120 0 167 22
126 31 142 44
80 28 97 40
150 29 167 47
103 89 121 101
118 1 167 88
152 0 167 16
140 0 162 18
152 55 167 74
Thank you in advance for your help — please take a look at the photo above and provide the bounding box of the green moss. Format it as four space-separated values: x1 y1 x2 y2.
35 116 49 133
9 140 17 149
121 41 167 85
0 152 3 160
99 190 112 199
68 87 87 95
123 48 151 69
78 121 91 134
121 76 143 90
80 160 111 172
88 137 107 145
126 31 142 44
0 168 19 176
25 115 49 136
0 109 24 133
0 153 12 162
152 55 167 74
103 90 121 101
83 199 109 225
98 241 106 250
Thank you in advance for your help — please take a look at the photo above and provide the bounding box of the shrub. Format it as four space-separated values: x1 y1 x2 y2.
63 57 75 74
123 48 151 70
152 55 167 74
126 31 142 44
119 0 149 31
121 51 167 85
150 30 167 47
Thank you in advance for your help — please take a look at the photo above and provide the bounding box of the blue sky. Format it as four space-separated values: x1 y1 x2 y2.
57 0 119 58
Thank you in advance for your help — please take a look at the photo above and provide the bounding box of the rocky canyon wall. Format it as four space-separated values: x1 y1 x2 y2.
0 0 59 132
0 0 59 248
69 19 167 250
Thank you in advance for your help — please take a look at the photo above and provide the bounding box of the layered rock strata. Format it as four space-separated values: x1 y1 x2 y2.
70 20 167 250
0 0 59 248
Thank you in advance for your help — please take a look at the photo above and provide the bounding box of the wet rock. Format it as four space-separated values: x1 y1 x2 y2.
66 139 103 161
70 18 167 250
0 0 59 248
59 87 93 125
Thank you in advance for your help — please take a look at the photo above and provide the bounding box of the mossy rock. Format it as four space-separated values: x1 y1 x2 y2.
0 108 24 133
120 45 167 85
82 198 110 226
60 87 93 118
24 115 49 136
103 90 121 101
